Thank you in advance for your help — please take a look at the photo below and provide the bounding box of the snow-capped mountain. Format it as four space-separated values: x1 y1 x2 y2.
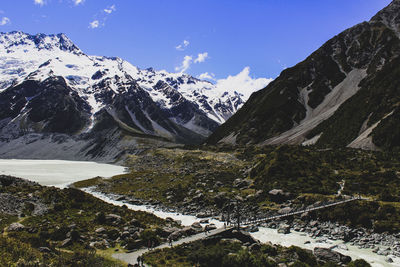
0 31 258 142
0 31 266 160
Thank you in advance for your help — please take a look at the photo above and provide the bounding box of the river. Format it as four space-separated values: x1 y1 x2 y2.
0 159 397 266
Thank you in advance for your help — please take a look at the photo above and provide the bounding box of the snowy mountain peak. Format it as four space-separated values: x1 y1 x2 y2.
0 31 82 55
0 31 269 144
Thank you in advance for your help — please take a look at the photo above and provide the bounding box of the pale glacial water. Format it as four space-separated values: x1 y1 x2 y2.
0 159 126 188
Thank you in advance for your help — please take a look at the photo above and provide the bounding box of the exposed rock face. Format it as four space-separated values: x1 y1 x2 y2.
313 247 352 265
207 0 400 151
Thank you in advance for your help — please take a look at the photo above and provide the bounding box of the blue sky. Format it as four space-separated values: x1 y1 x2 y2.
0 0 392 81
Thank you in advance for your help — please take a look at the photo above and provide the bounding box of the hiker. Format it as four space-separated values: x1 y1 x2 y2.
168 237 172 247
137 256 142 266
148 240 151 250
224 222 226 229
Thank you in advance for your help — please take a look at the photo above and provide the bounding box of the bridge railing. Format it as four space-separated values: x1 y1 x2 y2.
242 196 360 226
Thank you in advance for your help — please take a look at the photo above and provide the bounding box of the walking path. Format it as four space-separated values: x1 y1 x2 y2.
113 227 230 265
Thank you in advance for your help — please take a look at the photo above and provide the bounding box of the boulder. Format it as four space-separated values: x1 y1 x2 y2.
38 247 51 253
95 227 107 234
268 189 290 203
191 222 202 229
249 243 261 252
60 238 73 248
233 178 251 189
313 247 351 264
277 224 291 234
105 214 122 225
168 230 183 241
107 229 121 240
7 223 25 232
278 207 292 214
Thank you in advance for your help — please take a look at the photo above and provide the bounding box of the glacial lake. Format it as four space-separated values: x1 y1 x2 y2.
0 159 126 188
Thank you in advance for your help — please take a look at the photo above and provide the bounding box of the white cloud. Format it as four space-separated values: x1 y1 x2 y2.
0 17 10 26
34 0 46 6
175 55 193 73
74 0 85 5
194 52 209 63
214 67 273 99
198 72 216 81
175 40 189 51
104 4 116 14
89 20 99 29
89 4 116 29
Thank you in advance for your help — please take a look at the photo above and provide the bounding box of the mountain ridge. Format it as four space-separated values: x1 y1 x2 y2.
0 30 270 160
207 0 400 151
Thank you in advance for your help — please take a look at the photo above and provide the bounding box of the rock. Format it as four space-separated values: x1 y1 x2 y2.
89 241 106 249
181 226 197 236
129 218 142 227
168 230 183 241
60 238 73 248
205 224 217 231
214 192 228 207
314 247 351 264
125 239 141 250
233 178 251 189
277 224 291 234
221 238 242 244
7 223 25 232
268 189 290 203
386 257 393 263
165 217 174 223
196 212 210 218
105 214 122 225
191 222 202 229
248 225 259 233
200 219 209 224
95 227 107 234
249 243 261 252
121 231 130 239
107 229 120 240
278 207 292 214
38 247 51 253
269 189 284 196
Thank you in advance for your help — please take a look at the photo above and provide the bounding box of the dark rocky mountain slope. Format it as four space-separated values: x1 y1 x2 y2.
207 0 400 151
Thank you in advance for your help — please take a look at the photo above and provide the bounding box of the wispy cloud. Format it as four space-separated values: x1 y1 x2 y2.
0 17 10 26
175 40 189 51
89 20 99 29
89 4 116 29
104 4 116 14
198 72 216 81
34 0 46 6
74 0 85 6
175 55 193 73
175 51 209 73
194 52 209 63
